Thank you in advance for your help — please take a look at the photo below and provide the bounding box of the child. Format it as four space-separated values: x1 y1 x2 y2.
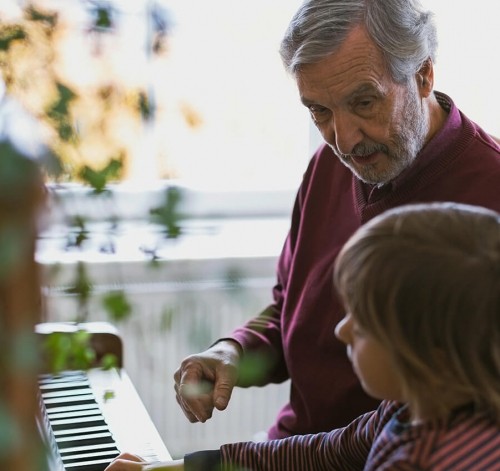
106 202 500 470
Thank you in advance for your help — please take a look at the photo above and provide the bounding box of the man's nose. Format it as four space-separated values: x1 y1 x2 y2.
332 111 363 155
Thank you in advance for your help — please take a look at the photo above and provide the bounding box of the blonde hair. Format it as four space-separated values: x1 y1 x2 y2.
334 202 500 422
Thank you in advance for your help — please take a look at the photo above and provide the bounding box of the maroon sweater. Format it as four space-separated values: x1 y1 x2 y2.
229 92 500 439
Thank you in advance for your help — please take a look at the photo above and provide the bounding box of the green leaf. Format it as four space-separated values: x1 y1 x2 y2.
102 390 116 402
64 262 93 318
150 186 184 238
25 6 58 28
102 290 132 322
94 7 113 30
100 353 118 370
79 158 123 193
43 330 96 373
138 91 154 121
46 83 78 142
65 215 89 249
238 352 271 385
0 25 26 51
57 121 75 142
47 82 77 119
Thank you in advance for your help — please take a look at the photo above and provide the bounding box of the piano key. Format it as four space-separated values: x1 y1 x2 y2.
42 388 95 399
84 368 171 461
40 380 90 391
54 425 110 437
39 368 171 470
48 407 103 420
63 457 117 471
50 416 107 430
62 449 120 464
39 372 89 384
43 394 97 408
61 447 119 459
58 442 120 455
56 431 115 449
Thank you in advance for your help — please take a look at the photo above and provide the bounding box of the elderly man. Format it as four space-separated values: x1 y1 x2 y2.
172 0 500 440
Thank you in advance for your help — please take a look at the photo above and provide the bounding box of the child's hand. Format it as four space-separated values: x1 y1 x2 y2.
104 453 184 471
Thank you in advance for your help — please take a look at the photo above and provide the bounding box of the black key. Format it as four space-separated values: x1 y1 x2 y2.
56 431 115 450
51 416 107 431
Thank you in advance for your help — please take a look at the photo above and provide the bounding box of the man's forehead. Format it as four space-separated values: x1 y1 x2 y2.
295 26 388 104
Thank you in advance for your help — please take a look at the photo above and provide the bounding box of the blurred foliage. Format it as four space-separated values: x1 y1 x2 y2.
0 2 189 468
64 261 93 323
102 290 133 322
43 330 95 372
150 185 184 238
42 329 118 374
0 1 169 183
89 3 115 31
78 156 124 194
238 352 271 385
65 215 89 249
0 0 183 333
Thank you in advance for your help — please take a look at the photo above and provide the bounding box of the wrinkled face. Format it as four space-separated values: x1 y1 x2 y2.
335 312 403 401
296 26 429 185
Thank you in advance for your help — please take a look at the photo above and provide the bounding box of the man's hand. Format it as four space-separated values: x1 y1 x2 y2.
104 453 184 470
173 340 242 423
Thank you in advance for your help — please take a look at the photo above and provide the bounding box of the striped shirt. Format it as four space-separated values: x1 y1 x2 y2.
218 401 500 470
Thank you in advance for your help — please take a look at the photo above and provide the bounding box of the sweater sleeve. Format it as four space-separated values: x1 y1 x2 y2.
226 152 321 386
219 401 397 470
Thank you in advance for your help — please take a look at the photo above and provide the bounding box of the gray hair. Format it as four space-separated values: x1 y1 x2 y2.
280 0 438 83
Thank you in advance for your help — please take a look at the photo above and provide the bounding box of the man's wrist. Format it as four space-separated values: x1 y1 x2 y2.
210 338 243 358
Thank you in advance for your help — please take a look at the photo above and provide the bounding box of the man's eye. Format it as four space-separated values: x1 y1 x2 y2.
309 105 326 113
354 98 375 112
308 105 329 122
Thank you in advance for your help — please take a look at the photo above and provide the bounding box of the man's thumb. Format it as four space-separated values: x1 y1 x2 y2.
214 379 234 410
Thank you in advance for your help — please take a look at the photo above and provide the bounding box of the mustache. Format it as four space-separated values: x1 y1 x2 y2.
335 142 390 160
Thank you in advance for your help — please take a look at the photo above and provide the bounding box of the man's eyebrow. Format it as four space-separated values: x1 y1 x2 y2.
300 82 383 107
300 96 315 106
347 83 382 101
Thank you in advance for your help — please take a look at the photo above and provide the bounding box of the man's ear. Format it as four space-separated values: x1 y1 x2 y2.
416 59 434 98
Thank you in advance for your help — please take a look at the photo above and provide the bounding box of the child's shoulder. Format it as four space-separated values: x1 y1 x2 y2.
367 404 500 470
427 409 499 469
